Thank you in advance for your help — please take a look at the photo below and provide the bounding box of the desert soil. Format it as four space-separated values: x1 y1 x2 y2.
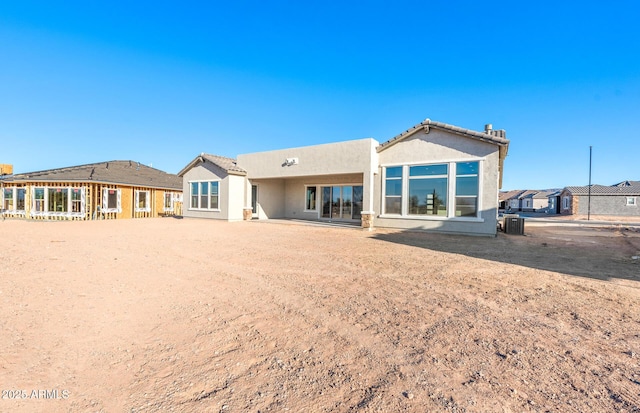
1 218 639 412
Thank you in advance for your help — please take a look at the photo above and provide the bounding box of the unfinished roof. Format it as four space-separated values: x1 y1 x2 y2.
565 183 640 196
178 153 247 177
5 161 182 190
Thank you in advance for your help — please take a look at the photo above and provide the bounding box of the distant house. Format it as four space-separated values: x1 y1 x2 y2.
559 180 640 217
179 119 510 236
518 190 539 212
545 190 563 214
499 190 525 211
0 161 183 220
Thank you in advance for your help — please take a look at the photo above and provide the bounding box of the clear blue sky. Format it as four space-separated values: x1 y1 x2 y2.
1 1 639 190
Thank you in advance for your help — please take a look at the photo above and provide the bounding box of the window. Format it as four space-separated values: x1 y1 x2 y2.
210 182 219 210
164 192 173 211
189 181 219 210
384 166 403 214
48 188 69 212
71 188 82 213
103 189 121 213
135 190 150 212
562 196 570 210
408 164 448 216
627 197 637 206
3 188 14 210
16 188 26 211
33 188 45 212
455 161 479 217
305 186 317 211
383 161 481 219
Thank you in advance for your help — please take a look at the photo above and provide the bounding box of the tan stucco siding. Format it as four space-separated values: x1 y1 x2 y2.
237 138 378 179
375 129 501 236
182 162 230 220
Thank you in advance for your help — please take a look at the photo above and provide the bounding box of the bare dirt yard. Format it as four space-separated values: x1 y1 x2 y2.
1 218 639 412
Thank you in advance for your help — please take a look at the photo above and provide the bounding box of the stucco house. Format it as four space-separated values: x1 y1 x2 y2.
499 190 524 211
1 161 183 220
559 181 640 217
179 119 510 236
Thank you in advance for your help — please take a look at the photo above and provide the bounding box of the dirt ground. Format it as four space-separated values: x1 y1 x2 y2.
1 218 639 412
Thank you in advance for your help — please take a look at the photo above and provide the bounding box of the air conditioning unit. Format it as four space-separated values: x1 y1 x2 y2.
503 215 525 235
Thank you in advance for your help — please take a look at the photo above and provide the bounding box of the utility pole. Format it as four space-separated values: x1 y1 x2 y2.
587 146 592 221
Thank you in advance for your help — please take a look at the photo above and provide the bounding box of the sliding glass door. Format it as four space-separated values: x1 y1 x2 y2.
320 185 363 220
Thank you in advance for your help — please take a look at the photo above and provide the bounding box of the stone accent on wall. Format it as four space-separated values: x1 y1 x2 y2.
243 208 253 220
361 212 374 230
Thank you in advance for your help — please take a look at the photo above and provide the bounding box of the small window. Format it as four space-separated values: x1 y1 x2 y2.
3 188 14 210
103 189 121 212
33 188 45 212
164 192 173 211
16 188 26 211
562 196 570 210
306 186 317 211
135 190 150 212
71 188 83 213
627 197 637 206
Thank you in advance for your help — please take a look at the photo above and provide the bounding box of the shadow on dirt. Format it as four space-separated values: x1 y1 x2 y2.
371 225 640 283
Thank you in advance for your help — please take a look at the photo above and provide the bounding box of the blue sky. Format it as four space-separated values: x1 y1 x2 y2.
1 1 639 190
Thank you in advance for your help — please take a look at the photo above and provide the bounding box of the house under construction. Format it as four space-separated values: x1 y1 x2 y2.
0 161 182 220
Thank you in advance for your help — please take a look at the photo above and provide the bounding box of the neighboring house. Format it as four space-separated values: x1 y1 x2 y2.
545 190 563 214
559 181 640 217
518 190 539 212
499 190 524 211
179 119 510 236
0 161 183 220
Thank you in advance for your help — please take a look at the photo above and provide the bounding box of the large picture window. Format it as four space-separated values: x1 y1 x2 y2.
408 164 448 216
190 181 219 210
383 161 481 219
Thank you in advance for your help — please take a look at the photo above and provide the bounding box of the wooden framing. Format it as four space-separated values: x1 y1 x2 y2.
1 182 183 221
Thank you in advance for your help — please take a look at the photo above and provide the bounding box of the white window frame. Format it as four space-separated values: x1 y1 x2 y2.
380 159 484 222
135 190 151 212
2 187 15 211
103 188 122 213
188 180 220 211
163 192 174 212
627 197 637 206
562 196 570 210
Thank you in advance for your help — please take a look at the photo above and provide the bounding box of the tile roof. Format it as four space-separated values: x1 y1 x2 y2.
378 118 510 189
178 153 247 177
5 161 182 190
377 118 509 152
518 190 539 199
565 184 640 196
499 190 525 201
